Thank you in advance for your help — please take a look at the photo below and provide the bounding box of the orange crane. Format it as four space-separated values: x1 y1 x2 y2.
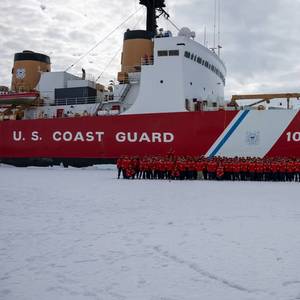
230 93 300 109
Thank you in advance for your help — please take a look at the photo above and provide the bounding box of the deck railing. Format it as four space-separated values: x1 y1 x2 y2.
55 96 99 106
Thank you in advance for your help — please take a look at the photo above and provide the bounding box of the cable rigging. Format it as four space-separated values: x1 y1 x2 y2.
165 17 180 32
95 9 145 82
65 7 142 72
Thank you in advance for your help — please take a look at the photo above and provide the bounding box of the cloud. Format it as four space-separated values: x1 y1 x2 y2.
0 0 139 85
0 0 299 100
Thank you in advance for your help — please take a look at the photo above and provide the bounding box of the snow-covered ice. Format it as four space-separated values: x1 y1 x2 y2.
1 165 300 300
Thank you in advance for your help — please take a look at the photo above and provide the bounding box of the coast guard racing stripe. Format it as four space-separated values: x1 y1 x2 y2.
206 110 297 158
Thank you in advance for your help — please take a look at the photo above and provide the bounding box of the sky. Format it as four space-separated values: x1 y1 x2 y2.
0 0 300 99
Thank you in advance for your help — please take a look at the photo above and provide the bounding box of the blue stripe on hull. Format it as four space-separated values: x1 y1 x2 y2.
209 110 250 158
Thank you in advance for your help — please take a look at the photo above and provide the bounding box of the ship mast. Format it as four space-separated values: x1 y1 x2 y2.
139 0 169 35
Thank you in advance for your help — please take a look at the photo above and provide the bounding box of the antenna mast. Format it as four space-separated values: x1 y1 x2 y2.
217 0 222 57
139 0 169 35
213 0 217 52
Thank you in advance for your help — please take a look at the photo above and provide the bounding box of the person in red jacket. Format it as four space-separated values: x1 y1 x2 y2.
132 157 140 179
240 159 248 181
186 159 196 180
117 156 123 179
216 164 224 180
256 160 264 181
126 165 135 179
295 160 300 182
224 159 232 180
279 159 287 181
158 159 166 179
139 158 146 179
195 159 204 180
202 159 208 180
166 159 174 180
207 158 217 180
248 160 256 181
177 158 186 180
264 160 271 181
149 157 156 179
286 160 295 182
148 158 154 179
171 164 180 180
232 158 240 181
270 159 278 181
121 156 131 179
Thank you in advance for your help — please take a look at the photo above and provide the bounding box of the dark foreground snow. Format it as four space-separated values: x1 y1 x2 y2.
0 165 300 300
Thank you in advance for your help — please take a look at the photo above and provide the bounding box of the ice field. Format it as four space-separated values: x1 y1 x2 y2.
1 165 300 300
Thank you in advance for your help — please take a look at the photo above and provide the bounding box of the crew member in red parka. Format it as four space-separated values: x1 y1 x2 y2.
248 159 256 181
240 159 248 181
286 160 295 182
279 159 287 181
122 156 132 179
207 159 217 180
232 158 240 181
216 164 224 180
295 160 300 182
270 159 279 181
117 156 123 179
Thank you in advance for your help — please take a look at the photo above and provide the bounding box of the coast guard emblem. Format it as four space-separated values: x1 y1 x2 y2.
16 68 26 80
246 131 260 145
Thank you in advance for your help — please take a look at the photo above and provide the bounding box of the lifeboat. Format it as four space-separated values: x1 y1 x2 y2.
0 91 39 105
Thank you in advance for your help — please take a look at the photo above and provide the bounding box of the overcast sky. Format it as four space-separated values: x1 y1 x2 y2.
0 0 299 99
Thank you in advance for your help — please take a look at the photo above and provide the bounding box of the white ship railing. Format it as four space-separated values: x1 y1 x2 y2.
141 57 154 65
55 96 99 106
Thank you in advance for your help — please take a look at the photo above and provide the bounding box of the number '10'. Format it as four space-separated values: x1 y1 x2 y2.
287 132 300 142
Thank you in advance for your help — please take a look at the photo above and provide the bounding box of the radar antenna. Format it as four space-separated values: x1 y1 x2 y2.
139 0 169 35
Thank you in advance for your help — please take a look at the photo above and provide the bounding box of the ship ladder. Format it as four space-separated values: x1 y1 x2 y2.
120 84 131 102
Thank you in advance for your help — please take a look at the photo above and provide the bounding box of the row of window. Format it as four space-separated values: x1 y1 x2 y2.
184 51 225 85
157 50 180 57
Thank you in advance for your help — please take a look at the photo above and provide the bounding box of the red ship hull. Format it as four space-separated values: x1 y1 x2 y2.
1 110 300 166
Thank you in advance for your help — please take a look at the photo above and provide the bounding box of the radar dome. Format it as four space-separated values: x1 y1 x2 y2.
178 27 193 39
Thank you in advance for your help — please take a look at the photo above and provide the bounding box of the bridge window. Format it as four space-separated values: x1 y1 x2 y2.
183 50 225 85
158 50 168 56
169 50 179 56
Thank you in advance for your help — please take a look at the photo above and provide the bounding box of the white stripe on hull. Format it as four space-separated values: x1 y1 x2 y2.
207 110 298 158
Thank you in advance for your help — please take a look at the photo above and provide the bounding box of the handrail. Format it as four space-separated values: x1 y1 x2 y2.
55 96 99 106
141 57 154 65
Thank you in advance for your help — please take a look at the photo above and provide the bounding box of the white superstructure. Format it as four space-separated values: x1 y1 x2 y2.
5 0 228 120
126 33 226 114
28 27 226 120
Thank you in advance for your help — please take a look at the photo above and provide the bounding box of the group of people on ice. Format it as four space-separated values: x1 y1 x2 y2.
117 155 300 182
